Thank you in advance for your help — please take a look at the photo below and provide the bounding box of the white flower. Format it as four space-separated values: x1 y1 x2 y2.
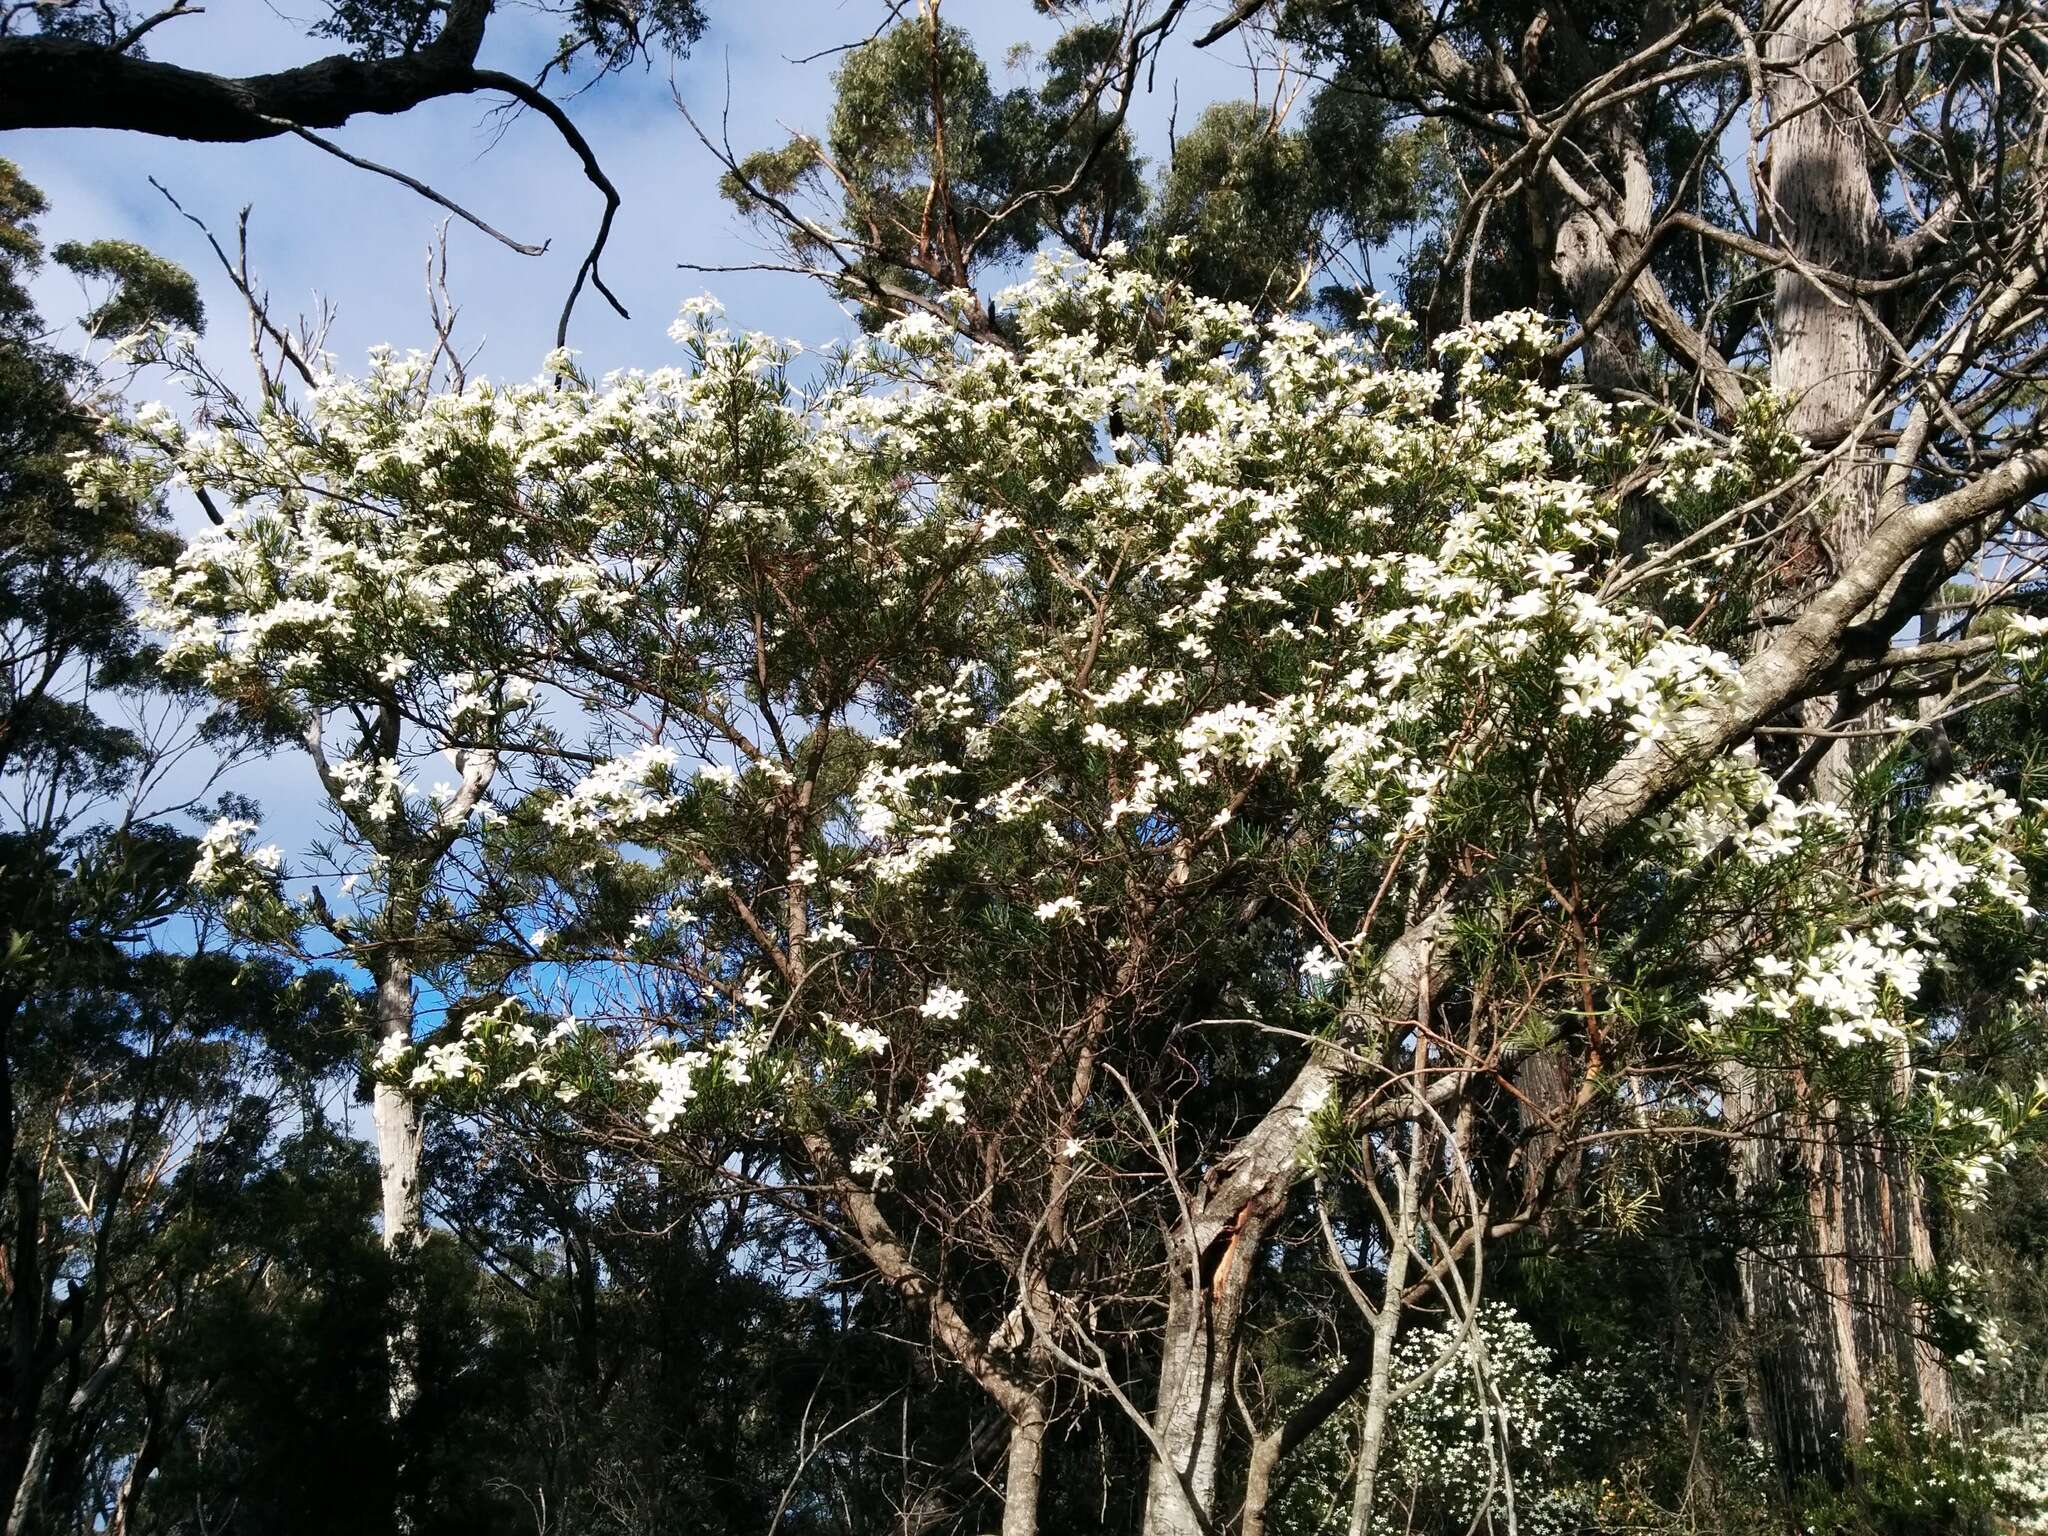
907 1051 986 1125
850 1142 894 1185
1033 895 1083 922
920 984 969 1021
1301 946 1345 984
828 1016 890 1055
1702 984 1753 1020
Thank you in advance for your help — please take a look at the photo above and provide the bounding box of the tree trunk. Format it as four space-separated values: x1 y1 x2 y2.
1345 1121 1426 1536
999 1390 1049 1536
1144 1280 1231 1536
1765 0 1887 464
1241 1435 1281 1536
373 958 424 1254
1729 1066 1863 1484
1730 0 1952 1484
1143 1191 1283 1536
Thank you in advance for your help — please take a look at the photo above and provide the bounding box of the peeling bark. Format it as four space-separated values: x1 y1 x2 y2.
1143 1189 1285 1536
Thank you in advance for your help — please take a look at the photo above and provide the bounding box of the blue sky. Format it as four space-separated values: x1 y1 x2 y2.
12 2 1251 389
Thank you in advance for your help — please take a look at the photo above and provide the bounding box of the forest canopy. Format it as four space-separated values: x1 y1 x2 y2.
5 2 2048 1533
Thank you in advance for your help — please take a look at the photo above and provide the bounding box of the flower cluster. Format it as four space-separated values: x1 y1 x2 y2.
541 745 685 838
1698 779 2037 1055
189 815 286 915
905 1051 986 1126
1374 1302 1618 1536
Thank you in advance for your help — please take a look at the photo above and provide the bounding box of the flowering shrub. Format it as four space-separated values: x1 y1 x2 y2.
83 256 2048 1511
1990 1413 2048 1533
1374 1304 1618 1536
1265 1303 1620 1536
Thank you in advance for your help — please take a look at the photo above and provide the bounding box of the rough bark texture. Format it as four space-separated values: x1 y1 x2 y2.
1731 0 1952 1483
1729 1066 1864 1482
1143 1189 1285 1536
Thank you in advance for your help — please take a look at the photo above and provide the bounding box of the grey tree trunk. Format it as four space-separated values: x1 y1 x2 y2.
373 958 423 1254
1143 1194 1283 1536
1344 1121 1426 1536
1732 0 1952 1483
999 1391 1049 1536
1144 1278 1233 1536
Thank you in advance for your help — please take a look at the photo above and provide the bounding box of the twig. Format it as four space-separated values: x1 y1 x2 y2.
472 69 632 348
267 118 550 257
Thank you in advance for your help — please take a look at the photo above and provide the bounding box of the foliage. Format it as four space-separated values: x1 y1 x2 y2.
12 0 2048 1528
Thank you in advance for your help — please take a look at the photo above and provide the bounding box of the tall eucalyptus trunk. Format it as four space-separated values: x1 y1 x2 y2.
1733 0 1952 1482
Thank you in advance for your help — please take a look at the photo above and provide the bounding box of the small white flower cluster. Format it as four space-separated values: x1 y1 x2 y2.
1662 752 1850 864
824 1016 890 1055
629 1046 711 1134
191 816 258 888
1300 945 1345 986
1896 779 2032 919
1923 1075 2048 1208
327 756 412 829
906 1051 986 1126
391 999 584 1101
624 1022 776 1134
189 816 284 911
852 756 960 886
1698 780 2035 1053
919 983 969 1020
849 1142 894 1186
1554 634 1739 743
542 744 683 837
2001 611 2048 665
